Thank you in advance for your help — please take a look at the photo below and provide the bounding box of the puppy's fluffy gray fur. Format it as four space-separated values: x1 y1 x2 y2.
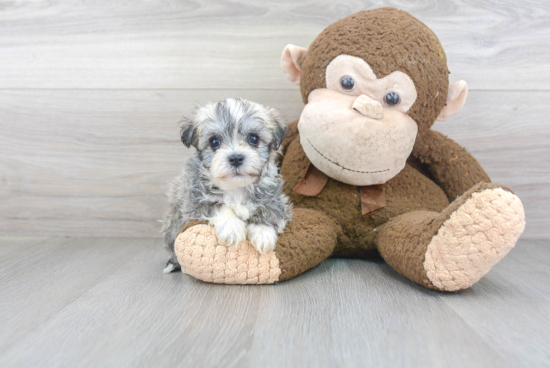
161 98 292 273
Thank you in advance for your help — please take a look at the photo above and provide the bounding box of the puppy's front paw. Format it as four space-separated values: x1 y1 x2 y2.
247 224 278 254
212 213 247 247
217 222 247 247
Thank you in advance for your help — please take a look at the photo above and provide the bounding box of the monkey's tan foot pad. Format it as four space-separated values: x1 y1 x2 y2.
424 188 525 291
174 224 281 284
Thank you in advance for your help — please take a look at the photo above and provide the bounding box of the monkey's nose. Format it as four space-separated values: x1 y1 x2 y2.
229 154 245 167
353 94 383 120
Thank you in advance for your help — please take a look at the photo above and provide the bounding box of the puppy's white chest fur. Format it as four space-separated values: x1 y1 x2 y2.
207 187 261 250
220 187 254 221
208 187 278 253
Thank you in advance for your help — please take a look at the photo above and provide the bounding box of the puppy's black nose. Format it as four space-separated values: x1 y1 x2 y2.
229 155 245 167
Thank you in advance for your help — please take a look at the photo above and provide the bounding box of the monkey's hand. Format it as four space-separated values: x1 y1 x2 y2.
247 224 278 254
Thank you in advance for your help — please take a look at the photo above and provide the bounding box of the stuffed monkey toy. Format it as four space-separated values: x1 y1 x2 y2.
173 7 525 291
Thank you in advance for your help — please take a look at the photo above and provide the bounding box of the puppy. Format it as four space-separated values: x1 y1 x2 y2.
161 98 293 273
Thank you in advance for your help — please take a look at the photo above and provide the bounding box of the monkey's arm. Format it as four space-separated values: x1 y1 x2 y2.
412 129 490 201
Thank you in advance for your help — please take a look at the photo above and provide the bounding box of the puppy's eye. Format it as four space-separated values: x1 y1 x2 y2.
248 134 260 146
340 76 355 91
384 92 401 106
209 137 221 150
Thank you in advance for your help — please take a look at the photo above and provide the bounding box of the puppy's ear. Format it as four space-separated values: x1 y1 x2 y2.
180 117 198 149
268 109 287 151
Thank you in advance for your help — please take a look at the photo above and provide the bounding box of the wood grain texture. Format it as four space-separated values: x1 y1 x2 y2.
1 89 547 239
0 237 548 367
0 236 49 257
441 241 550 367
0 237 153 354
0 0 549 90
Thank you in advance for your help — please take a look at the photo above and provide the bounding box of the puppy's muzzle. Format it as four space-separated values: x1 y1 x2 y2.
229 154 245 168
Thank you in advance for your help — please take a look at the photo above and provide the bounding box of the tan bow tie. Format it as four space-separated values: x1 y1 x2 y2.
293 164 385 215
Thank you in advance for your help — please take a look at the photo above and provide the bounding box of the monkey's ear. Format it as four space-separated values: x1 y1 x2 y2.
281 44 308 85
436 80 468 122
180 118 198 148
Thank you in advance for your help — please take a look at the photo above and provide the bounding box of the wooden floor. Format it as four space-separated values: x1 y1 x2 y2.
0 237 548 368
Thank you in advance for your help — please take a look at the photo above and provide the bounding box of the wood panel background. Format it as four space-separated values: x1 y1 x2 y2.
0 0 549 239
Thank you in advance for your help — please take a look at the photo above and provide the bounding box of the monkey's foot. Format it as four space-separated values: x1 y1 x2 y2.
424 186 525 291
174 225 281 284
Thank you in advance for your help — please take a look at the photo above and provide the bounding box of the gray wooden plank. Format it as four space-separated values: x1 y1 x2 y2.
0 0 548 90
440 240 550 368
0 237 153 354
0 238 513 368
243 259 512 368
0 237 47 247
0 236 49 257
0 89 547 239
0 238 264 368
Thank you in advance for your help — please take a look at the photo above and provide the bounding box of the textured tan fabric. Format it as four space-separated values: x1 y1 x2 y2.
424 187 525 291
178 219 209 236
175 225 281 284
298 88 419 186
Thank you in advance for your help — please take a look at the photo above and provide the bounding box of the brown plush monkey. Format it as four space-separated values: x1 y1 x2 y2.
174 8 525 291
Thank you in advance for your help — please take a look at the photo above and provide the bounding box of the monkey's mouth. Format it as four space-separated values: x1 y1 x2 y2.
306 138 390 174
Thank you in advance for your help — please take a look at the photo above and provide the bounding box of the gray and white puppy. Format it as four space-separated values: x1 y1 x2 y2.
161 98 293 273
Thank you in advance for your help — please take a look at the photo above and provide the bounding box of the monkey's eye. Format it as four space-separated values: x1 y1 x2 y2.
209 137 221 150
248 134 260 146
340 76 355 91
384 92 401 106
